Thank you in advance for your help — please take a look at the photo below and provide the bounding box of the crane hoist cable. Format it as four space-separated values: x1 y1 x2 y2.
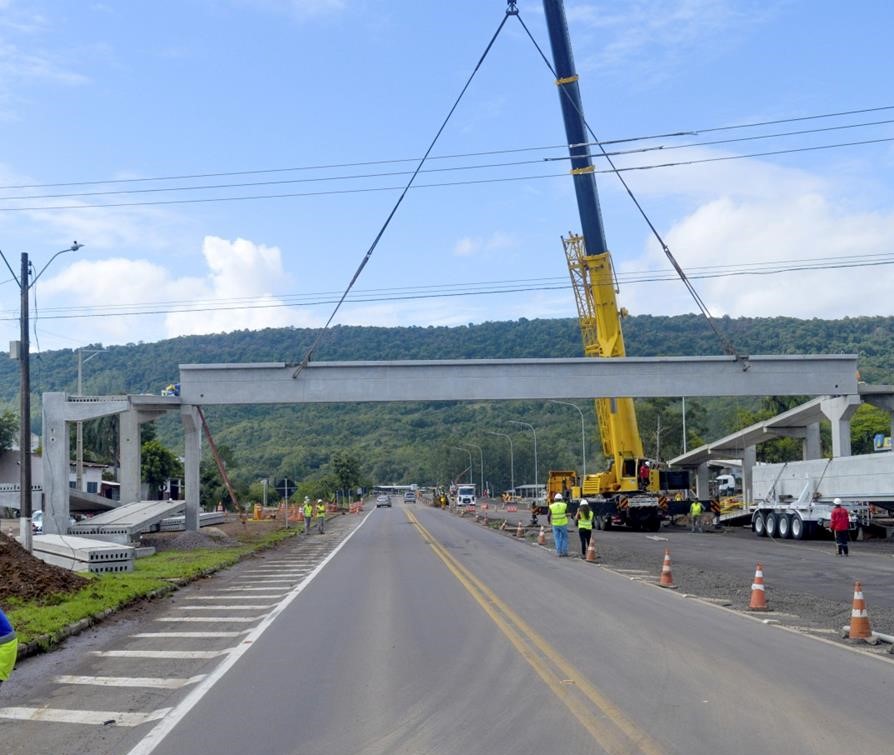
512 8 741 360
292 6 515 377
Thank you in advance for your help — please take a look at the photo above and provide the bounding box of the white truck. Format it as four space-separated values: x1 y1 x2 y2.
455 484 476 508
750 453 894 539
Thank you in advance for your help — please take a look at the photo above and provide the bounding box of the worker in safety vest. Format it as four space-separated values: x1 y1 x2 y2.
830 498 850 556
315 499 327 534
549 493 569 557
689 500 704 533
0 605 17 688
303 497 313 535
639 461 650 490
575 500 594 558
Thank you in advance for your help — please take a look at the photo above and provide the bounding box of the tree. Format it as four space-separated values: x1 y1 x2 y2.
331 450 363 494
141 439 182 500
0 408 17 451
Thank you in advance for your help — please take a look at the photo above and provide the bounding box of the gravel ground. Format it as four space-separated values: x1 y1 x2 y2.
453 505 894 655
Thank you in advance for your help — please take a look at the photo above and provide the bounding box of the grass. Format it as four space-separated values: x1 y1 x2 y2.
8 527 299 649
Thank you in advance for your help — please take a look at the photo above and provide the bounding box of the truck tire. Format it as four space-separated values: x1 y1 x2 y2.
603 516 613 531
791 514 805 540
646 514 661 532
778 514 792 539
765 512 779 538
753 512 766 537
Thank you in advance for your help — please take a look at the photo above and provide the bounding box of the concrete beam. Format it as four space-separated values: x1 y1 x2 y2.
179 355 859 405
118 410 141 506
41 393 70 535
181 405 201 532
803 422 821 460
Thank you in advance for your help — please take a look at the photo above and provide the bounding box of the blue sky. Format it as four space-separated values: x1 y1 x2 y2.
1 0 893 352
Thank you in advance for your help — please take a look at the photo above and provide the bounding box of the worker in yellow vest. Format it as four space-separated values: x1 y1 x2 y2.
549 493 569 557
0 606 16 688
303 497 313 535
575 500 594 558
315 499 327 534
689 499 704 533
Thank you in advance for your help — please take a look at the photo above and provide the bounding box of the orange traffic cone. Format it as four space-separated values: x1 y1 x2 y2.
537 526 545 545
658 548 676 588
586 537 597 562
515 522 524 538
849 581 872 640
748 563 768 611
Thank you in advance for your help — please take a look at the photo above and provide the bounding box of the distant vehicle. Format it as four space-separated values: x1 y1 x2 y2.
455 484 476 507
376 495 391 508
31 510 76 534
161 383 181 397
403 491 416 503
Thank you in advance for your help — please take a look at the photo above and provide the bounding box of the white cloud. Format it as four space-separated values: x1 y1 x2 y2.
453 231 516 257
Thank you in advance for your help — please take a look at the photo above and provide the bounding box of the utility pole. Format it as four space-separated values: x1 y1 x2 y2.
1 242 82 551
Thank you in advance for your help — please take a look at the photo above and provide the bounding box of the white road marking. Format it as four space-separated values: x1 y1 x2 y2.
128 509 374 755
92 650 230 659
228 579 296 584
0 707 172 727
187 595 276 600
155 616 262 623
55 675 206 689
174 605 275 610
218 587 290 592
131 631 248 638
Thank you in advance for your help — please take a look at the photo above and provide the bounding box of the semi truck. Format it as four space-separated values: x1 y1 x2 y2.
750 453 894 539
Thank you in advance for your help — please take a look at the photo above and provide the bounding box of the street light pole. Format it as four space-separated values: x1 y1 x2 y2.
0 242 82 551
508 420 538 501
466 442 484 497
486 431 514 496
449 446 473 486
548 399 587 479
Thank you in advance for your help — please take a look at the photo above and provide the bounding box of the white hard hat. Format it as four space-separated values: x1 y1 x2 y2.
579 498 589 506
554 493 563 501
833 497 842 505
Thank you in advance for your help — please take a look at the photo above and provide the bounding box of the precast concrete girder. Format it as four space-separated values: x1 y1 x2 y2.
179 355 859 405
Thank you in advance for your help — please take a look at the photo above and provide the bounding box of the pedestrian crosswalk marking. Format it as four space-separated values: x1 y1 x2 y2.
0 707 172 727
55 675 206 689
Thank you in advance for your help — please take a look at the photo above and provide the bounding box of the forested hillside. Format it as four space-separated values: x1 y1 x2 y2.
2 314 891 502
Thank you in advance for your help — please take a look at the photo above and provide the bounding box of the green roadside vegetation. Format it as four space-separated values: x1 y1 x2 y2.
7 527 299 649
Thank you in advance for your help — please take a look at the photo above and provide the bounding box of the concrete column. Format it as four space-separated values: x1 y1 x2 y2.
695 462 710 499
820 395 861 458
181 405 202 532
803 422 821 460
41 393 69 535
742 446 756 506
118 409 142 505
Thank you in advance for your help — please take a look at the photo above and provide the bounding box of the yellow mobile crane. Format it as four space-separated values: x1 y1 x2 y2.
542 0 688 531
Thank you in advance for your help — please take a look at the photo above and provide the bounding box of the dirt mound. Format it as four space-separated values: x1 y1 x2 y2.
140 527 241 552
0 532 87 603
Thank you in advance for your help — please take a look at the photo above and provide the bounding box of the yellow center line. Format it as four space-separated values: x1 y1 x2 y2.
406 510 665 755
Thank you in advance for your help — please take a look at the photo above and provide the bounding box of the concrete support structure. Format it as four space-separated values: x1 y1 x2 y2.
741 446 756 506
820 395 861 458
803 422 821 460
695 462 710 499
181 405 202 532
118 409 142 506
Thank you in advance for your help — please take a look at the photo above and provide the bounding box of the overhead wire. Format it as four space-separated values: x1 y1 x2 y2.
2 251 892 322
1 104 891 192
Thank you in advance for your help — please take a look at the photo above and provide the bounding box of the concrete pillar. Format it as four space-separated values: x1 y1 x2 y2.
820 396 861 458
742 445 756 506
695 462 710 499
41 393 69 535
118 409 142 505
181 405 202 532
803 422 821 460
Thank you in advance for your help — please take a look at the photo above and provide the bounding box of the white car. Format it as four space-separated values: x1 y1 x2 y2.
31 510 77 534
376 495 391 508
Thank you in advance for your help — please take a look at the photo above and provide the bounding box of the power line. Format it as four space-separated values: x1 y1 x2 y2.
8 251 893 322
3 133 894 213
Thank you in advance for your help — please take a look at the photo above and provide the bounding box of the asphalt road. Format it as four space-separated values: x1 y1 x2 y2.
2 501 893 754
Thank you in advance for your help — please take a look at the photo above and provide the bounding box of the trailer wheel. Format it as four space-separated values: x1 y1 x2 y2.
646 514 661 532
791 514 805 540
603 516 613 531
753 512 767 537
778 514 792 539
765 512 779 537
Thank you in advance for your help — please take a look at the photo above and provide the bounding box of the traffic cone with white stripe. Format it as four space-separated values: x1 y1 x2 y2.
537 525 545 545
515 521 524 538
748 563 768 611
586 537 597 562
849 581 872 640
658 548 676 588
